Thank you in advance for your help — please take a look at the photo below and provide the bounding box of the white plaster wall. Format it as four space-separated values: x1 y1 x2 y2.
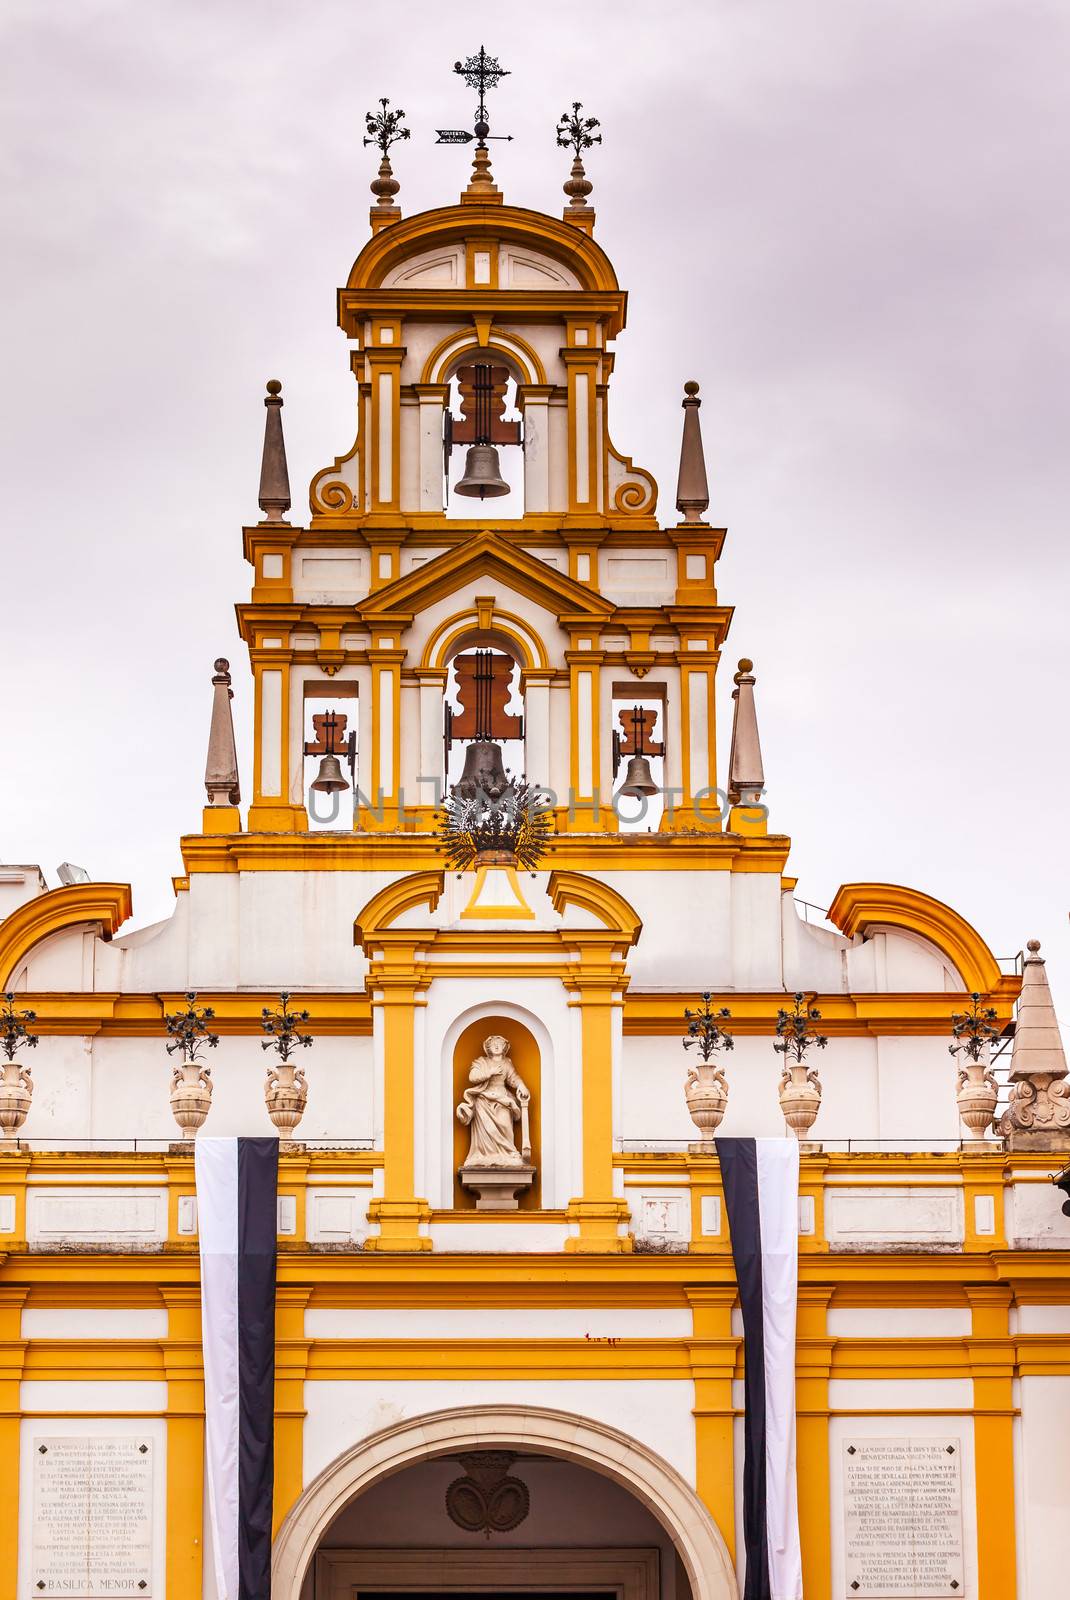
21 1307 169 1338
18 1415 167 1600
1018 1376 1070 1597
1007 1177 1070 1248
303 1379 697 1490
304 1307 692 1338
826 1305 971 1337
237 870 384 989
17 1034 94 1142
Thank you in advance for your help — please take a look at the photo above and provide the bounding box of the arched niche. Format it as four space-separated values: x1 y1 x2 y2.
451 1013 542 1209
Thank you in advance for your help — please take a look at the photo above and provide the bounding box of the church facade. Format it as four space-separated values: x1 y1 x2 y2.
2 78 1069 1600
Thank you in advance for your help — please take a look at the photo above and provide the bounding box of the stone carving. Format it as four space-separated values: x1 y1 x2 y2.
169 1061 213 1137
456 1034 535 1209
0 992 36 1142
445 1452 530 1534
997 941 1070 1150
774 994 827 1140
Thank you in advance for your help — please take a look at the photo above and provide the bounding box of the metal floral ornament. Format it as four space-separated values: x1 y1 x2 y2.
437 780 553 872
556 101 602 159
261 993 313 1139
363 98 411 157
164 993 220 1063
1 992 38 1062
261 992 313 1062
0 992 37 1142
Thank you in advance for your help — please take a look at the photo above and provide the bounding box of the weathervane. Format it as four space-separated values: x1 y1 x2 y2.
436 46 513 148
363 97 410 225
556 100 601 223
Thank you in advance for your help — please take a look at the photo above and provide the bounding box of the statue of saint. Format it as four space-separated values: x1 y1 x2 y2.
457 1034 531 1169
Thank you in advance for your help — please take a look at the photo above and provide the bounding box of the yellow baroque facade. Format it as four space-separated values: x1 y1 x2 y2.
3 119 1068 1600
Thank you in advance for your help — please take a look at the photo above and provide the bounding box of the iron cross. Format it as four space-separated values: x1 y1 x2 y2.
436 45 513 148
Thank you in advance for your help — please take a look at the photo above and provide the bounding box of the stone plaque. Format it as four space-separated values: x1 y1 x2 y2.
843 1437 964 1597
32 1435 153 1596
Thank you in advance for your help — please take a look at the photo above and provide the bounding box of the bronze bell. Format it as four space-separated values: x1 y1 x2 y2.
454 443 509 499
454 739 510 801
310 753 348 793
618 754 658 798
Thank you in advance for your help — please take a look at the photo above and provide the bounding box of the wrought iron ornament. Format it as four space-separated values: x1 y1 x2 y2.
363 98 410 157
437 781 552 872
436 45 513 147
556 101 602 159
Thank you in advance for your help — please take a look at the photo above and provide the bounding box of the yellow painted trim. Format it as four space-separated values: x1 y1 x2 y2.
0 882 132 989
420 326 547 387
421 605 549 671
354 871 444 946
0 1288 27 1600
548 870 642 944
828 882 1006 994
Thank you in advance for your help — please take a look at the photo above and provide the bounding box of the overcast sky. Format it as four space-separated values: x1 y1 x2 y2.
2 0 1067 1022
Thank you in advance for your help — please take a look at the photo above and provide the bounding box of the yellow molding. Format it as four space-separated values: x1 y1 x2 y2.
828 881 1008 995
0 882 132 989
547 870 642 944
420 326 547 386
354 870 444 946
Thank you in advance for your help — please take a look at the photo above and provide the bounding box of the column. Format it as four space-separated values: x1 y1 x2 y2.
249 648 308 832
678 648 720 828
563 350 601 518
795 1286 834 1598
414 384 449 513
161 1286 205 1600
564 954 630 1253
360 640 404 830
368 347 404 514
966 1285 1017 1598
566 643 610 831
273 1286 312 1535
0 1288 27 1600
416 668 448 820
364 956 432 1252
686 1286 737 1558
519 385 554 514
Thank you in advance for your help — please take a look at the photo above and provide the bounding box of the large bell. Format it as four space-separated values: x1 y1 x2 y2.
454 443 509 499
310 753 348 793
617 754 658 798
454 739 510 801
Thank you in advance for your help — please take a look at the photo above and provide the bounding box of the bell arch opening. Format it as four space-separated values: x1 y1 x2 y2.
444 638 526 796
443 354 525 520
272 1404 738 1600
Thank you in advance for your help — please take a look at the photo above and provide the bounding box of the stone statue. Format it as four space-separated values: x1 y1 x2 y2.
457 1034 531 1170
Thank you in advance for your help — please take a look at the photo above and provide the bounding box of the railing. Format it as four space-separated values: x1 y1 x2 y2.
615 1137 1004 1153
0 1137 376 1153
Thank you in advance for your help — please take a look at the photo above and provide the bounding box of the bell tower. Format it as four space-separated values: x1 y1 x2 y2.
232 52 739 844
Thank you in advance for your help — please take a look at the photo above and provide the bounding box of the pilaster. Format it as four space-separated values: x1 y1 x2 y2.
364 952 432 1252
160 1285 204 1600
686 1285 737 1556
965 1284 1017 1599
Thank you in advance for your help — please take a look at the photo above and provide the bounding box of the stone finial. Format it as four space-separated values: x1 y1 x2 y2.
461 145 503 205
675 381 710 524
258 379 291 523
364 98 409 231
557 101 600 231
728 659 765 806
204 658 241 807
997 940 1070 1149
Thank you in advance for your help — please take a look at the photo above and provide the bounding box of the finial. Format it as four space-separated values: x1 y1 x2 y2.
364 98 409 230
557 101 601 229
258 379 290 523
204 658 241 808
728 658 764 807
995 932 1070 1148
675 380 710 524
436 46 513 203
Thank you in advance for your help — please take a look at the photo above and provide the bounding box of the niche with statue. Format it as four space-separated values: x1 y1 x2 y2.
452 1016 541 1210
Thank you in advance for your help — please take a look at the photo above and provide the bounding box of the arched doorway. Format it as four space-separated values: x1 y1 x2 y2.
272 1404 738 1600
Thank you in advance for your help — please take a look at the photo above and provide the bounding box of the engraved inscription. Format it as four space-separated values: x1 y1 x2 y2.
32 1436 153 1596
843 1437 964 1597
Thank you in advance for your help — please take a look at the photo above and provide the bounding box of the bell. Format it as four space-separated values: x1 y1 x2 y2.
310 753 348 793
618 754 658 798
454 443 509 499
454 739 510 801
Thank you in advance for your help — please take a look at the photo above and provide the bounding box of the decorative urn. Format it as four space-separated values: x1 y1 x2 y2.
0 993 37 1142
0 1058 34 1141
169 1062 213 1135
774 994 828 1141
950 994 1001 1141
682 995 733 1150
261 993 313 1141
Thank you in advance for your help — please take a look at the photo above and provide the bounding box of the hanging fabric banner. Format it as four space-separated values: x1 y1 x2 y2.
195 1136 279 1600
716 1136 802 1600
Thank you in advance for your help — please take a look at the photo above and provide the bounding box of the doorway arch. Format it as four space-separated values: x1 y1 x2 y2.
271 1403 738 1600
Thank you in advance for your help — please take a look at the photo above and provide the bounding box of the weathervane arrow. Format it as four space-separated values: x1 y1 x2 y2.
435 45 513 147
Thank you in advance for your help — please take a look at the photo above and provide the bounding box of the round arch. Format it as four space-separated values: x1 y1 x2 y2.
422 328 547 387
271 1403 738 1600
421 607 550 672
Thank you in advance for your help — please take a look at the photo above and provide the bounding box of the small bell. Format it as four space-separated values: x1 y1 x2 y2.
311 753 348 793
454 443 509 499
454 739 510 801
618 754 658 798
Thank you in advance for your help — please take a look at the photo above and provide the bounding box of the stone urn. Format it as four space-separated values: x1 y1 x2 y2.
684 1060 729 1149
0 1059 33 1141
169 1062 213 1137
265 1062 308 1137
779 1063 823 1139
956 1056 999 1140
